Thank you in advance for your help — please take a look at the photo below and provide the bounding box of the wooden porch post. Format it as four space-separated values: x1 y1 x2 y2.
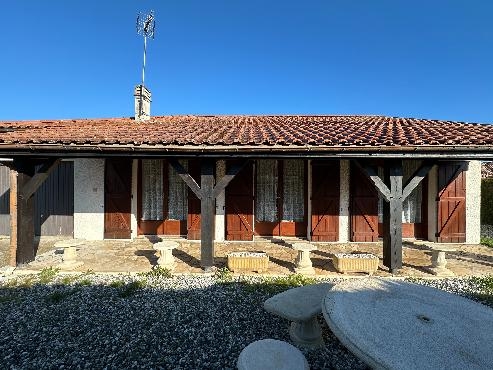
355 159 433 273
200 159 215 270
9 158 61 266
9 159 36 265
169 159 249 270
382 160 403 272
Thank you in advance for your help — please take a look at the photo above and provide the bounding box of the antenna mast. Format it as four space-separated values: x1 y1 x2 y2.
136 10 156 86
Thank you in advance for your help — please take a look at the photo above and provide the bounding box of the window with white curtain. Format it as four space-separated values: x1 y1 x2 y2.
282 160 304 222
142 160 163 220
256 160 278 222
168 160 188 220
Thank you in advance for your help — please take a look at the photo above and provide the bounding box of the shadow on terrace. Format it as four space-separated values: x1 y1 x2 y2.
2 237 493 278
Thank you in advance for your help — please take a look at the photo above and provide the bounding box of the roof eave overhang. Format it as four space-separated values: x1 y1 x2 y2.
1 143 493 159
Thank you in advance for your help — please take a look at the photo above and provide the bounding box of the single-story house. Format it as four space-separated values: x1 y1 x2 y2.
1 85 493 272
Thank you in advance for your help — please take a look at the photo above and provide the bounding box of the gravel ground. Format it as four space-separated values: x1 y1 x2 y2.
0 273 491 370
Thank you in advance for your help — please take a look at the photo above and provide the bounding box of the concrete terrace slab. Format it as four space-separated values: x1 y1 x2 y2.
323 278 493 370
0 237 493 277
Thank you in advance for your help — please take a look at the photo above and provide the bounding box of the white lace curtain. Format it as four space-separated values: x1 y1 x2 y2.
142 160 163 220
256 160 278 222
168 160 188 220
282 160 304 222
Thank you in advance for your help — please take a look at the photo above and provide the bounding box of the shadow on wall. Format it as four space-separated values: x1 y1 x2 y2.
0 162 74 237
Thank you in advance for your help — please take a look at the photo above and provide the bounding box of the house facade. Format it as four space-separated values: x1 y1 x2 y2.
1 100 492 270
71 157 480 244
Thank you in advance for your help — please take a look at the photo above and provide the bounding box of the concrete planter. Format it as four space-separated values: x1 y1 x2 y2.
227 252 269 273
332 253 379 275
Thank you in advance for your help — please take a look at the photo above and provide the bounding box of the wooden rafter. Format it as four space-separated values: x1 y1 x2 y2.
168 159 203 200
402 161 435 201
20 158 61 200
354 160 391 201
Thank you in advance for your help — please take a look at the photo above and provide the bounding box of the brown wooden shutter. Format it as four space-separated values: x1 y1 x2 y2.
226 161 254 241
311 161 340 241
350 163 379 242
437 163 466 243
104 159 132 239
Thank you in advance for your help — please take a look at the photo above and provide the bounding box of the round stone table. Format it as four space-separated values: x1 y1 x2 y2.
323 278 493 370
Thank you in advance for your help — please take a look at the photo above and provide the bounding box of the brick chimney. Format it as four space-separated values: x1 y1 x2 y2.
134 84 152 121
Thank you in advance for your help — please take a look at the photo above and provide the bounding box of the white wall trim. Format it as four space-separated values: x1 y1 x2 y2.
215 160 226 241
73 158 105 240
339 160 350 242
466 160 481 244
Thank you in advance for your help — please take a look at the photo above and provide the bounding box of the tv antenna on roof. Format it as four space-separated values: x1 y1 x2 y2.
136 10 156 86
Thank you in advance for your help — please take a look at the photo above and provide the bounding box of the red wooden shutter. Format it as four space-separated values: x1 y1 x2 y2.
226 162 254 241
311 161 340 241
437 163 466 243
104 159 132 239
350 164 379 242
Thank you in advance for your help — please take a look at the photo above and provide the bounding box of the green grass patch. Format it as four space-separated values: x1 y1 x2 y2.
241 273 317 294
109 280 126 288
138 266 173 279
45 290 75 304
469 275 493 306
59 274 80 285
38 267 60 284
119 280 146 298
214 267 233 284
77 278 92 286
481 237 493 248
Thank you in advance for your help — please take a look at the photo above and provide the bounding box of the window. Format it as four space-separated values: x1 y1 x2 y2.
282 160 304 222
256 160 278 222
142 160 163 220
168 160 188 220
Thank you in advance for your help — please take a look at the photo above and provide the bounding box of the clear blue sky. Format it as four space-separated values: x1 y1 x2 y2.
1 1 492 122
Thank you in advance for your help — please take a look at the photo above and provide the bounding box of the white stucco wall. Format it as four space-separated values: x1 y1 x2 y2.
215 160 226 241
339 160 350 242
466 160 481 244
74 158 105 240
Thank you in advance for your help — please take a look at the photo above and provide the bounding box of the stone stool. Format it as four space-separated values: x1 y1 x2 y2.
237 339 309 370
292 243 316 275
55 239 85 270
427 245 457 277
264 283 333 349
153 241 179 270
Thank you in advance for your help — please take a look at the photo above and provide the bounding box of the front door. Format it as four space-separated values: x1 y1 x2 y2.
104 159 132 239
311 161 340 241
350 163 379 242
226 161 254 241
437 162 466 243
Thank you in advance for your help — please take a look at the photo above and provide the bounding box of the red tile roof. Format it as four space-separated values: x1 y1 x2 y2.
0 115 492 155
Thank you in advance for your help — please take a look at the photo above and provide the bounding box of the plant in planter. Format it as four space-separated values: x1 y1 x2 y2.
332 253 379 275
227 251 269 273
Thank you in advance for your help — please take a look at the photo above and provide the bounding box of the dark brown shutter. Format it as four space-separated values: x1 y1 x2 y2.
351 163 379 242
